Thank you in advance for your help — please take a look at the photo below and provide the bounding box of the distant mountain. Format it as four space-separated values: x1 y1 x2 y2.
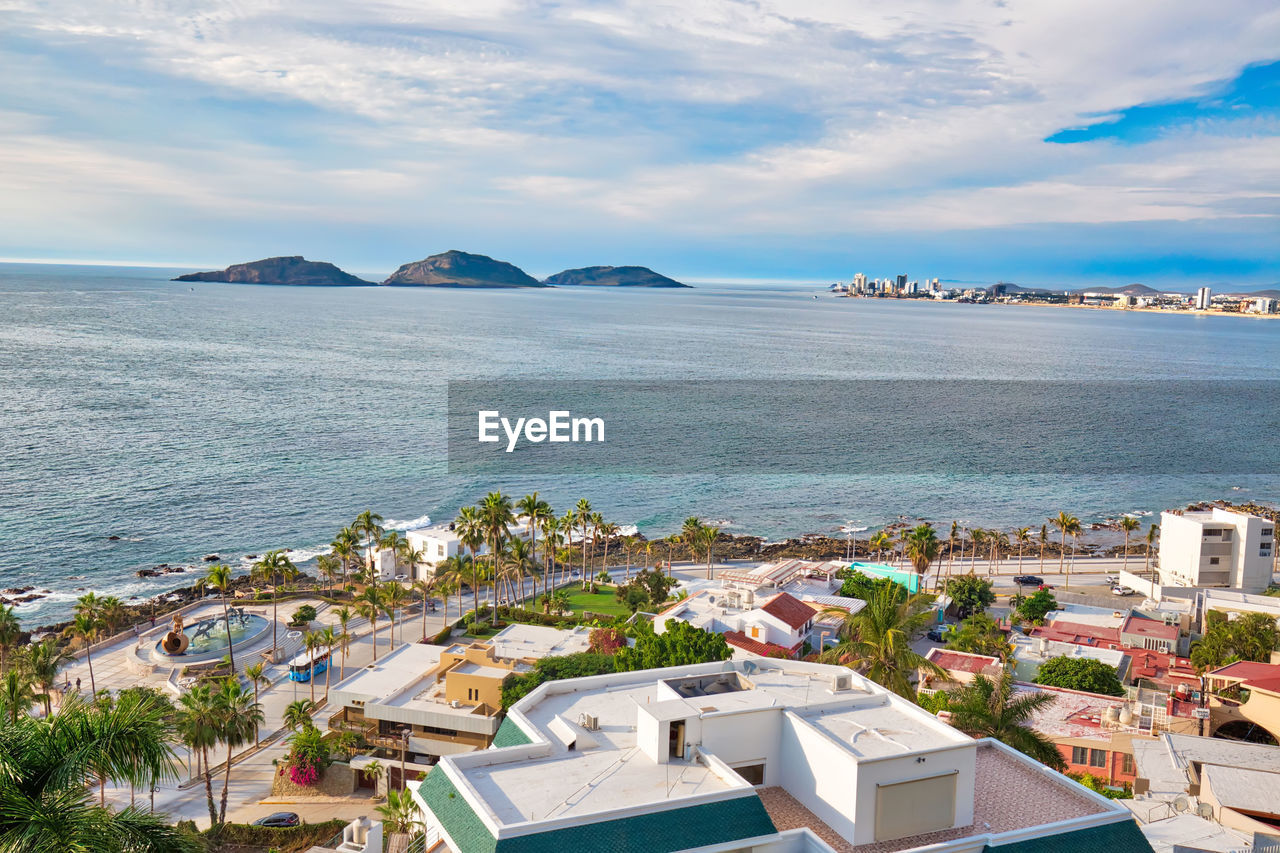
382 250 545 288
543 265 689 288
174 256 371 285
1069 283 1170 296
1224 288 1280 299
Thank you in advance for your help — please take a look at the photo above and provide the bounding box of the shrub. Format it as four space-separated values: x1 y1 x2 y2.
501 652 618 709
944 575 996 619
207 819 347 850
1016 589 1058 625
1034 657 1125 696
589 627 626 655
614 620 732 672
290 604 318 625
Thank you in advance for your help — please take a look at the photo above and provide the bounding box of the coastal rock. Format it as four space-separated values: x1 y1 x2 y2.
382 250 545 288
174 257 371 286
108 535 121 540
136 569 159 578
543 265 689 288
202 554 218 561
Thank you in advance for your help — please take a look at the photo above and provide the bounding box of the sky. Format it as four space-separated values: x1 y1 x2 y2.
0 1 1278 287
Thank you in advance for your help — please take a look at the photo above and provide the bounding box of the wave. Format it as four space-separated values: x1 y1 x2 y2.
386 513 432 531
839 522 870 533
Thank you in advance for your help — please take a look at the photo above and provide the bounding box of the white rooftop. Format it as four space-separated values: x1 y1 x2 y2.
1133 732 1280 801
1009 634 1130 681
1138 814 1251 853
487 624 593 660
441 658 968 830
329 641 444 703
1200 763 1280 815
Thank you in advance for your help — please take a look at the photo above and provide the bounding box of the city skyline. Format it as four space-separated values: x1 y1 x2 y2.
1 2 1278 286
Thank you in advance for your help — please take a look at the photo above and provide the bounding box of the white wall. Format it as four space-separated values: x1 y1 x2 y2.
851 745 976 845
777 712 860 842
700 708 785 785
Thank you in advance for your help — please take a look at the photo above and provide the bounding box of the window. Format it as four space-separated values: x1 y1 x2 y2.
1263 528 1274 537
1071 746 1088 765
733 763 766 785
1090 749 1107 768
1204 528 1222 536
1209 557 1220 565
1122 754 1134 775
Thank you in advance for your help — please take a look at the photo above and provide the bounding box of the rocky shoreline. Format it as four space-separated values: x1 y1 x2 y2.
16 499 1275 639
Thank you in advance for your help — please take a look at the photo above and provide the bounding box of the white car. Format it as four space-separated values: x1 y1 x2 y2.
1111 585 1135 596
1104 575 1120 585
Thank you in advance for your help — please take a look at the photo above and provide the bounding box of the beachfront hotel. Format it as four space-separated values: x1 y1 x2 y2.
409 657 1152 852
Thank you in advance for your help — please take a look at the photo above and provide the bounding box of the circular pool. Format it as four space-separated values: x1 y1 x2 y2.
153 613 271 664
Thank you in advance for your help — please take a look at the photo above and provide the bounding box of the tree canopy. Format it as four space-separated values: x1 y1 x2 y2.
1191 612 1280 672
1033 656 1125 697
615 620 732 672
1015 589 1058 625
944 575 995 619
945 613 1011 659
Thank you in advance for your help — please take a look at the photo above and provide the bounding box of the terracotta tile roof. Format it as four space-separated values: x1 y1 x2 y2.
1032 621 1121 648
723 631 797 658
1210 660 1280 681
1121 613 1179 641
760 592 816 630
925 647 1001 674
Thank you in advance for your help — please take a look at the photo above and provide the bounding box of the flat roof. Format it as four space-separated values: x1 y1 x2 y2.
925 648 1000 674
1121 613 1179 641
329 642 444 702
1200 764 1280 815
449 659 969 830
451 661 512 679
1016 683 1132 740
488 624 593 660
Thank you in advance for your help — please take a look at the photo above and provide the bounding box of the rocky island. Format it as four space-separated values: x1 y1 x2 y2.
382 250 546 288
543 265 689 287
174 256 372 285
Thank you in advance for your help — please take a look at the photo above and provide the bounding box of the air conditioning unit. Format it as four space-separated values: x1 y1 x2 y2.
579 713 599 731
450 699 461 708
831 673 852 692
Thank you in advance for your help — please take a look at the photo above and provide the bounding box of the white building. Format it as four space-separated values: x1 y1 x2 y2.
1195 286 1212 310
368 521 534 580
1157 508 1275 594
653 561 864 657
410 658 1149 853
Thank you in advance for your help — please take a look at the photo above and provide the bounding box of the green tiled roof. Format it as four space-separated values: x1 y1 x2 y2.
419 769 497 853
419 767 776 853
986 819 1154 853
491 717 532 749
495 795 777 853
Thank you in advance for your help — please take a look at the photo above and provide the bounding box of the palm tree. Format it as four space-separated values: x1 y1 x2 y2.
435 556 469 626
820 585 944 699
558 511 576 584
1 693 192 851
401 545 424 584
575 500 596 581
518 492 552 575
333 606 354 680
697 525 720 579
0 604 21 672
903 524 941 592
1050 512 1079 583
244 662 269 745
303 631 324 704
380 530 408 582
412 578 435 640
214 678 263 823
587 511 604 583
1120 516 1140 573
176 684 222 828
480 491 515 581
539 513 561 590
1015 528 1032 574
383 583 410 649
331 526 361 591
1038 524 1048 572
316 553 341 596
1144 524 1159 574
316 626 337 702
455 506 486 626
664 534 681 576
945 672 1066 770
970 529 986 574
253 550 295 661
504 538 538 608
68 610 102 696
869 530 892 563
354 510 387 587
0 667 36 723
355 586 385 661
621 535 639 583
283 699 316 732
946 522 958 583
598 520 620 581
203 563 238 673
989 531 1008 576
21 638 73 715
377 788 422 853
99 596 128 636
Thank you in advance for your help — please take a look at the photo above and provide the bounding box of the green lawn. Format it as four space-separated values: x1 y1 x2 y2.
561 585 633 617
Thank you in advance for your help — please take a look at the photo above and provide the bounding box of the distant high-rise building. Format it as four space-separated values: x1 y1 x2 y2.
896 273 908 290
1196 286 1213 310
853 272 867 293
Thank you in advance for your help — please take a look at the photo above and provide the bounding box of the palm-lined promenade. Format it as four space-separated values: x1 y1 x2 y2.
1 492 1276 851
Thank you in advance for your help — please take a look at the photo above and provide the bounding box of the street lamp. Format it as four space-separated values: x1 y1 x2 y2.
397 726 411 790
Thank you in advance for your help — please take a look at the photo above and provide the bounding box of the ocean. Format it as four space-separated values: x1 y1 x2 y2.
2 263 1277 625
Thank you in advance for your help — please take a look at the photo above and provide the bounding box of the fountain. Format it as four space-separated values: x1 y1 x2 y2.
152 607 270 664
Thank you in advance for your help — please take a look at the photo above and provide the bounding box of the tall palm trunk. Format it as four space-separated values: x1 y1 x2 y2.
201 746 217 828
219 737 234 823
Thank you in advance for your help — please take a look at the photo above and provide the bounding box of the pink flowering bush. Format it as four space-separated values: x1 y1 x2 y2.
289 762 319 786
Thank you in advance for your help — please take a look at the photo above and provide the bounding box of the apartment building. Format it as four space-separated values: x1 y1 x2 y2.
1157 508 1275 594
328 624 591 780
411 658 1153 853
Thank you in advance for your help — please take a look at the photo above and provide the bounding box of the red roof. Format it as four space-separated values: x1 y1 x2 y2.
1210 660 1280 682
1121 613 1179 642
1124 647 1197 686
760 592 817 630
1031 621 1121 648
1244 675 1280 694
926 648 1000 674
724 630 797 658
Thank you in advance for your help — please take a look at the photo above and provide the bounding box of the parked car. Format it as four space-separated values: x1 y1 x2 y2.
926 625 950 642
1013 575 1043 587
251 813 300 828
1112 585 1135 596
